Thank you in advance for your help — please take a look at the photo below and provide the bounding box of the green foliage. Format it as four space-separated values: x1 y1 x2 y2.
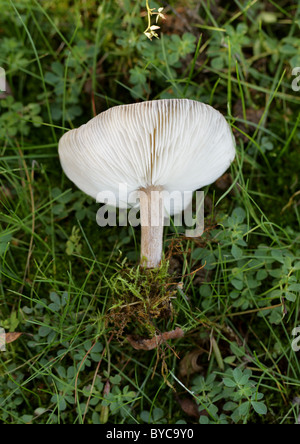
140 407 166 424
125 32 197 98
66 227 83 256
189 366 267 424
0 96 42 139
101 378 136 420
193 206 299 323
43 44 94 122
208 24 250 70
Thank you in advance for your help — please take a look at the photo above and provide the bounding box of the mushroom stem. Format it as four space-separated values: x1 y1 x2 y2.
139 186 164 268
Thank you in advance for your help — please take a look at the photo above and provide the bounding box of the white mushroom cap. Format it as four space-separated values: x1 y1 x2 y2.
58 99 235 214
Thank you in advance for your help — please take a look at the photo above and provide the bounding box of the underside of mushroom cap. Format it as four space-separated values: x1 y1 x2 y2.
58 99 235 215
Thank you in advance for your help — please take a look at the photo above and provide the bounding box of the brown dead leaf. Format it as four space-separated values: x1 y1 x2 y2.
179 349 203 378
176 397 200 419
127 327 184 351
5 332 23 344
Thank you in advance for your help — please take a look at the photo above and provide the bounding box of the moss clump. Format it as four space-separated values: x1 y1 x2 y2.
105 260 176 339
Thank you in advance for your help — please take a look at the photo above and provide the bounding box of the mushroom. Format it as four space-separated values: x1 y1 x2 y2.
58 99 235 268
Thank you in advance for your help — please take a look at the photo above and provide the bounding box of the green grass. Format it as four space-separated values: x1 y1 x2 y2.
0 0 300 424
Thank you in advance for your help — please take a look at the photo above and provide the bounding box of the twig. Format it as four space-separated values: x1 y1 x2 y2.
127 326 184 350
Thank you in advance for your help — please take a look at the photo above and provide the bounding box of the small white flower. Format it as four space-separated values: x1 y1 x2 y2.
144 31 153 40
156 7 166 23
